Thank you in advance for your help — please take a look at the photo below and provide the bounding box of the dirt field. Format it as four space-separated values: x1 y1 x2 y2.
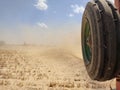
0 45 116 90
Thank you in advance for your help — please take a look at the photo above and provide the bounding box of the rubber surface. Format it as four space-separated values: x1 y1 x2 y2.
81 0 120 81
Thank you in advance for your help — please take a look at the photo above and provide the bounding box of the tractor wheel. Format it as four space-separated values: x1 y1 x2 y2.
106 0 120 78
81 0 120 81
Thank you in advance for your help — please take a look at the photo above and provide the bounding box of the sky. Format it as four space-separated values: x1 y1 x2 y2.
0 0 114 45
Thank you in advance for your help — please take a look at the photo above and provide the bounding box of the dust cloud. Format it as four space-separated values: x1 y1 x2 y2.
0 24 81 45
0 24 116 90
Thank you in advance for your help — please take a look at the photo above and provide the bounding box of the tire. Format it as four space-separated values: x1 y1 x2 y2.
81 0 120 81
106 0 120 77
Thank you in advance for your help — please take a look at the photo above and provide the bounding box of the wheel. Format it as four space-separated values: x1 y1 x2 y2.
81 0 120 81
106 0 120 78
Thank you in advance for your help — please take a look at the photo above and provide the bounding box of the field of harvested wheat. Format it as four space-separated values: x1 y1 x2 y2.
0 45 115 90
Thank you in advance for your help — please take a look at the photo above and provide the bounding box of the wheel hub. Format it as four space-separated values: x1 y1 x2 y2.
83 20 92 64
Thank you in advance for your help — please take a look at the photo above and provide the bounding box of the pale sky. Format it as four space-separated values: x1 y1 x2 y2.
0 0 114 45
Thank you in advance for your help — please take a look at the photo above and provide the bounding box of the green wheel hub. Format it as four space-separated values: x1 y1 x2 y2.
83 20 92 65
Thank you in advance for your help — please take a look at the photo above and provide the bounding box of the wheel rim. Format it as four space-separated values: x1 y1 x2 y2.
83 20 92 65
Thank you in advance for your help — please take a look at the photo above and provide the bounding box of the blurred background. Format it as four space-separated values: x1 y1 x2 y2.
0 0 114 46
0 0 89 46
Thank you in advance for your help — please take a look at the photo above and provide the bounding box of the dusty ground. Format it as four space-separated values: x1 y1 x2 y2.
0 45 116 90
